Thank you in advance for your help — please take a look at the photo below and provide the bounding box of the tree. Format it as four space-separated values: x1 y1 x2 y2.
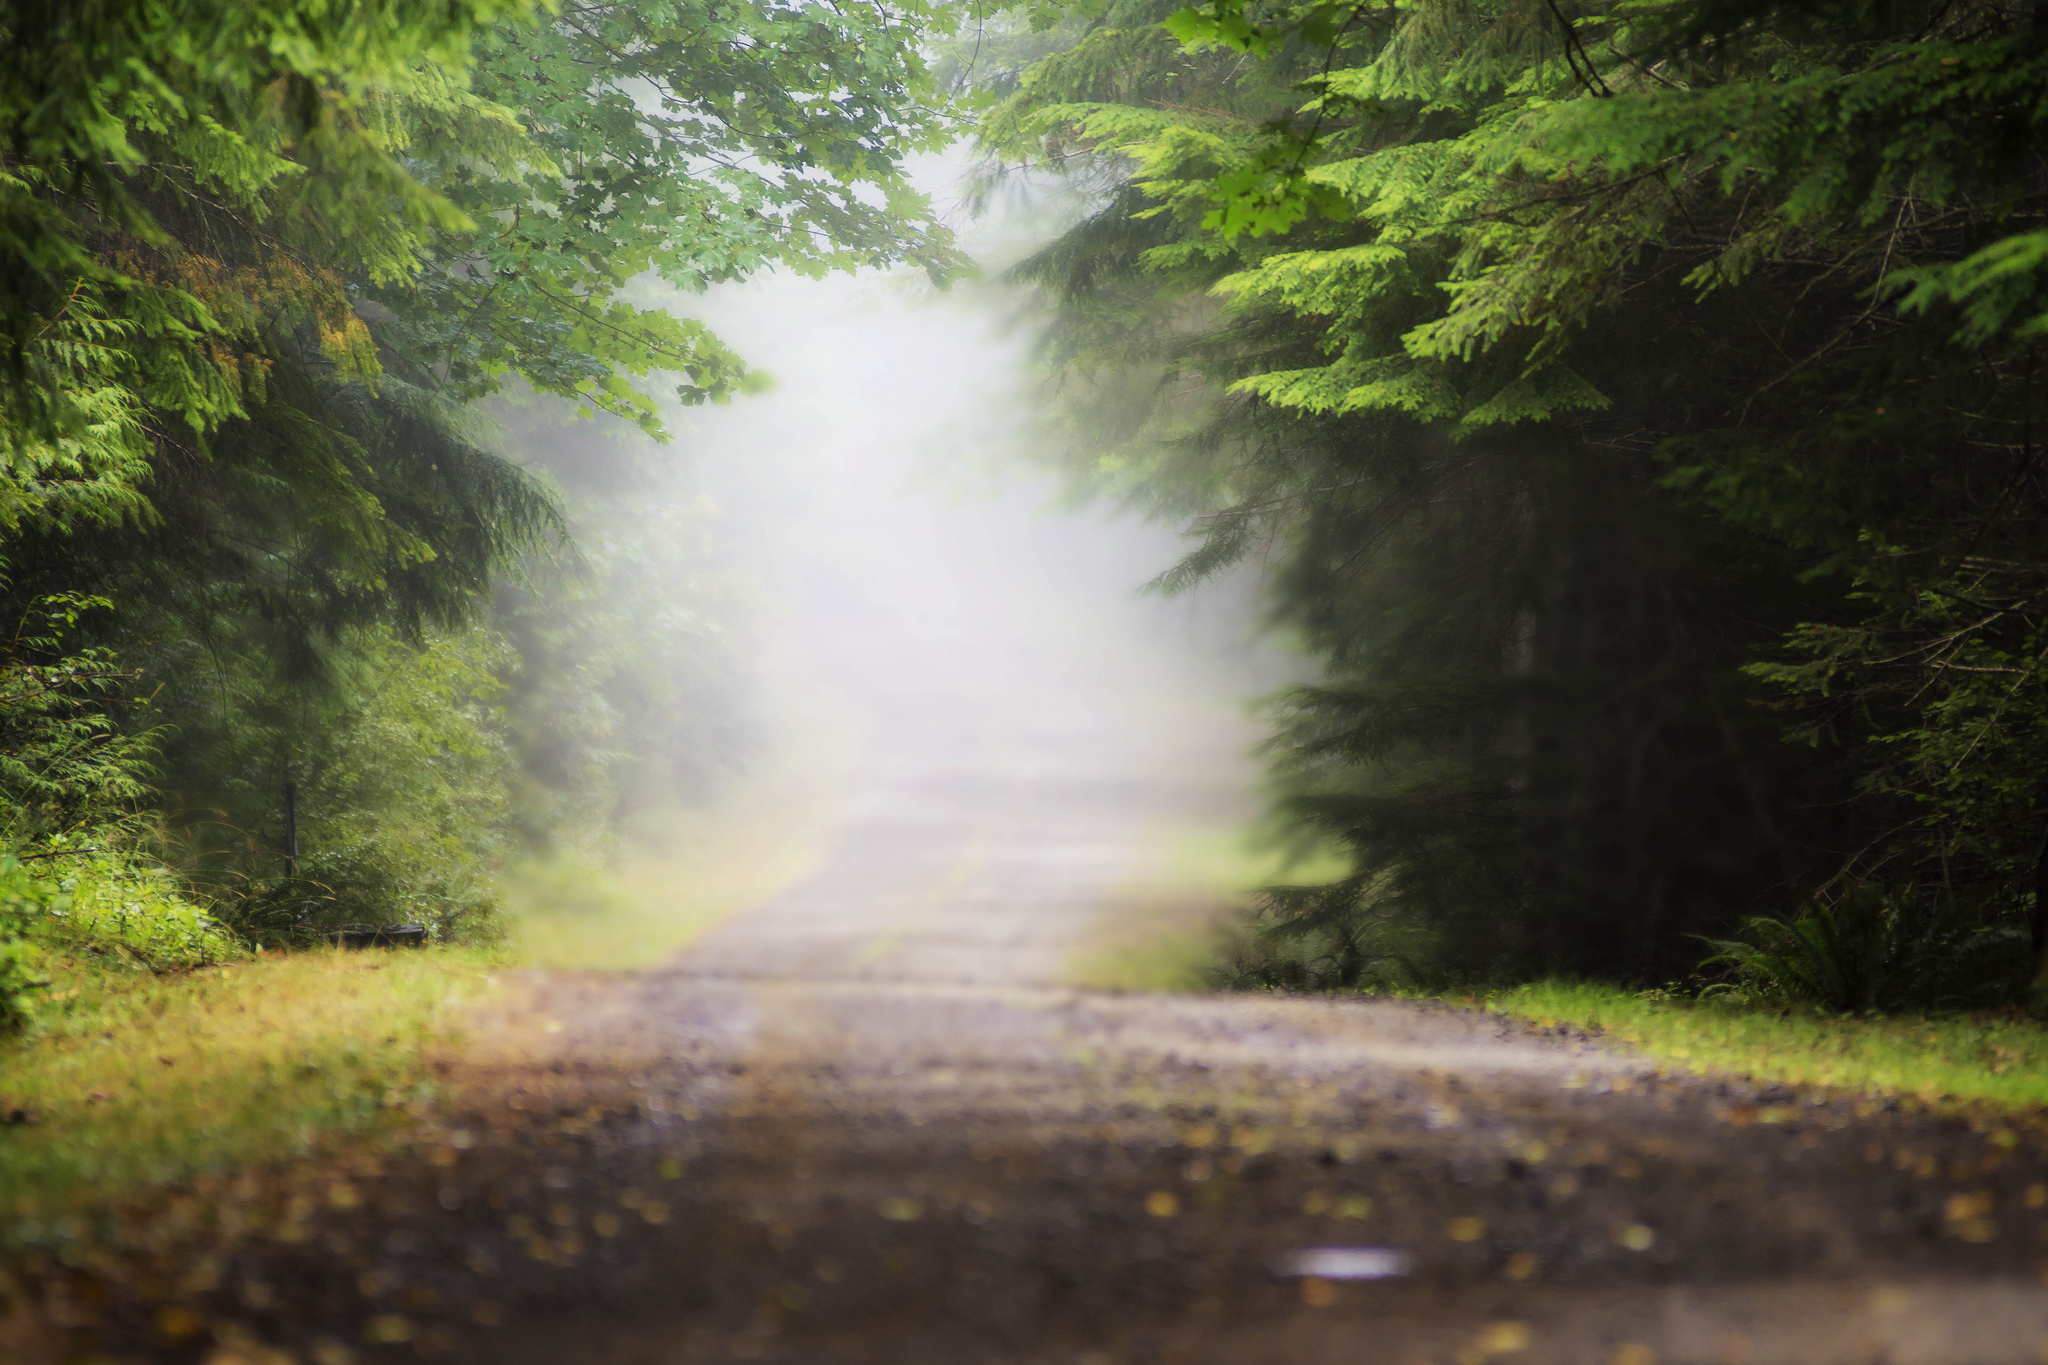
0 0 968 939
980 0 2048 993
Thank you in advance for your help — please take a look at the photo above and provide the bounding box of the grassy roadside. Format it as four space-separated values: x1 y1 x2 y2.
1493 980 2048 1111
504 782 848 971
0 947 499 1241
0 693 866 1233
1065 814 2048 1113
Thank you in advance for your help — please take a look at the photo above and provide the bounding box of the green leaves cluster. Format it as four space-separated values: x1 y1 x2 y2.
0 594 155 847
395 0 968 432
0 857 57 1031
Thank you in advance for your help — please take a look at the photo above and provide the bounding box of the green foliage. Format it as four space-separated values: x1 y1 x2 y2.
0 855 57 1032
0 593 155 845
162 625 518 947
0 0 524 456
396 0 970 433
0 843 235 1038
1700 888 2027 1015
980 0 2048 988
0 593 236 1028
0 296 156 539
284 629 517 944
1 0 972 952
42 848 238 971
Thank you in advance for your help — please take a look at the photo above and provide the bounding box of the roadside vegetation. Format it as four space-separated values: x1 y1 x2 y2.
508 691 866 969
1069 813 1350 993
1082 874 2048 1113
0 947 496 1242
1493 982 2048 1114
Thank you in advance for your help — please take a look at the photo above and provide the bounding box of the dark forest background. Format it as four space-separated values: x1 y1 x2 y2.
964 0 2048 1008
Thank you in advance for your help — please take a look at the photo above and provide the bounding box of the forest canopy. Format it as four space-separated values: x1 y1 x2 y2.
975 0 2048 1004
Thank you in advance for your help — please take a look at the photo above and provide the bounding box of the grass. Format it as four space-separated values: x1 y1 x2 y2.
1067 819 1348 993
0 946 498 1241
1495 980 2048 1111
506 693 863 970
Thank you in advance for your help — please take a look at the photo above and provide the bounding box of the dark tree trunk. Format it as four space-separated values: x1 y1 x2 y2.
2032 817 2048 982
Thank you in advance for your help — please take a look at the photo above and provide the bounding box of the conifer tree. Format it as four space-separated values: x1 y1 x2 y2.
981 0 2048 993
0 0 966 939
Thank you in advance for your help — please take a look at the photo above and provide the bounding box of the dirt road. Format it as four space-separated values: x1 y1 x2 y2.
445 663 2048 1365
13 642 2048 1365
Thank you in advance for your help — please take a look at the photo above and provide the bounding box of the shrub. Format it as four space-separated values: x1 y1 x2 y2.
0 594 231 1029
1217 885 1467 993
1699 884 2027 1014
42 842 239 969
219 629 518 946
0 856 57 1031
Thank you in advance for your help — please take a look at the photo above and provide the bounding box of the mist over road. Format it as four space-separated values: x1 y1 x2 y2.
14 268 2048 1365
667 260 1274 987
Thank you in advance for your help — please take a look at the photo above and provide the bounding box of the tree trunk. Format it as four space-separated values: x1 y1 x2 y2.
2032 817 2048 986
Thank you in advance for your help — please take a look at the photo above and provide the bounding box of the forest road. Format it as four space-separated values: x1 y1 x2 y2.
25 679 2048 1365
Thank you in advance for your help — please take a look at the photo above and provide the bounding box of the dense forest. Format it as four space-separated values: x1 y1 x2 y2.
1 0 2045 1024
0 0 964 1021
973 0 2048 1008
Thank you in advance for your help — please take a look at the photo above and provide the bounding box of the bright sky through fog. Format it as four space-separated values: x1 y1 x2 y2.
665 179 1280 743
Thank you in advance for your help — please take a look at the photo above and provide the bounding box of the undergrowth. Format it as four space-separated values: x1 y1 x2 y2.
43 846 240 969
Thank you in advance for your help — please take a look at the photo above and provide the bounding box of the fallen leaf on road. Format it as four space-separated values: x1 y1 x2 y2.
1471 1320 1530 1355
1613 1222 1655 1251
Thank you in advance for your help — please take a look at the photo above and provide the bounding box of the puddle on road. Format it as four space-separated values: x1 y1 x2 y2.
1274 1246 1413 1281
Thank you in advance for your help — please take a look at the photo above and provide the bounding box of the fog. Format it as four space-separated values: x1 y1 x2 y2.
617 172 1288 981
695 275 1270 708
